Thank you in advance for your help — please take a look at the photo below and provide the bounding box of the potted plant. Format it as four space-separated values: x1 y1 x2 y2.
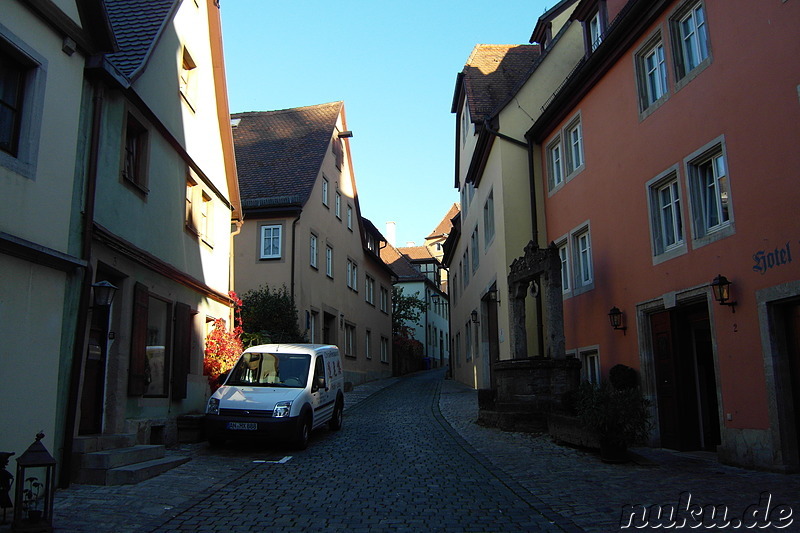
576 365 651 463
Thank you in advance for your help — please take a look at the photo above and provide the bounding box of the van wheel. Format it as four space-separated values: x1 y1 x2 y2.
328 399 343 431
294 416 311 450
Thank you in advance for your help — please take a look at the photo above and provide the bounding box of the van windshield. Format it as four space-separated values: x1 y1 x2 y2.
227 352 311 388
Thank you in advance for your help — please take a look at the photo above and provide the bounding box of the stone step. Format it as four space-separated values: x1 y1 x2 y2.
76 455 191 486
79 444 166 470
72 434 137 454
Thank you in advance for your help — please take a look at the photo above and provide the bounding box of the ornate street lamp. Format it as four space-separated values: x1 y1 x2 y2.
608 306 627 335
710 274 736 313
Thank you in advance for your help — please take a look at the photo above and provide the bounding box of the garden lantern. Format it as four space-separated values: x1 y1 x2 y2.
12 433 55 532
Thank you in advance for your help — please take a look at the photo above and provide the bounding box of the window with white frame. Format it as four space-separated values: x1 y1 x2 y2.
580 348 600 385
461 100 471 147
588 11 603 51
636 36 668 110
347 205 353 230
309 311 317 343
565 117 584 174
260 225 281 259
547 137 564 191
671 1 710 81
648 171 685 258
686 142 732 242
310 233 318 268
325 245 333 277
365 275 375 305
365 330 372 359
122 112 149 192
483 191 495 248
462 250 470 286
471 228 479 273
455 332 461 367
558 241 570 293
344 323 356 357
380 336 389 363
346 260 358 291
179 47 197 109
573 227 593 290
322 177 329 207
379 286 389 313
335 191 341 219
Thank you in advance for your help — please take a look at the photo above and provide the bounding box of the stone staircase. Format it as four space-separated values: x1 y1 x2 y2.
72 434 190 485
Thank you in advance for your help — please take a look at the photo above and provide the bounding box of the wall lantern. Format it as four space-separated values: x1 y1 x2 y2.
91 280 117 308
710 274 737 313
470 310 479 324
486 288 501 305
608 306 627 335
13 433 56 532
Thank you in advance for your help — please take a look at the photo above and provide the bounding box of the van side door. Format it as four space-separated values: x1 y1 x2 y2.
310 354 333 427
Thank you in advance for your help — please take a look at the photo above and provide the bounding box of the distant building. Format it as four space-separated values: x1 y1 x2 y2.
232 102 393 386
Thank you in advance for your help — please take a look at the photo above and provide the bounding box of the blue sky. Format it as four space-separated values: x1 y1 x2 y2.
220 1 552 247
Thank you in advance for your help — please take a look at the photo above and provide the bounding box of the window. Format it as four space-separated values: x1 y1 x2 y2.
380 337 389 363
129 283 173 397
547 138 564 191
332 138 343 169
648 170 685 259
574 228 593 289
344 324 356 357
365 330 372 359
580 348 600 385
0 49 25 156
588 11 603 51
671 1 710 81
335 191 341 219
471 228 479 273
483 192 495 247
199 191 212 246
558 241 570 293
365 275 375 305
379 286 389 313
686 142 733 244
565 117 584 174
322 177 329 207
346 259 358 291
260 225 281 259
347 205 353 230
462 250 470 286
325 245 333 277
309 311 317 343
185 175 197 233
122 112 149 191
461 100 471 147
310 233 318 268
637 37 668 110
455 332 461 367
179 47 197 108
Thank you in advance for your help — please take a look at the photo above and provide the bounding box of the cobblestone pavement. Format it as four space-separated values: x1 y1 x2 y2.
5 370 799 532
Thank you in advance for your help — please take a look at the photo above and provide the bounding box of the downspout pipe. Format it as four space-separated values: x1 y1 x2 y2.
290 212 302 302
61 80 104 488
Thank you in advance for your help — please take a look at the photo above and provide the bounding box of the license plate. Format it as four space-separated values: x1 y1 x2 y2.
227 422 257 431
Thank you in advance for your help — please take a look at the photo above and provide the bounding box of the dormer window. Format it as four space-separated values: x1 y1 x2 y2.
576 0 607 56
461 99 471 147
588 11 602 51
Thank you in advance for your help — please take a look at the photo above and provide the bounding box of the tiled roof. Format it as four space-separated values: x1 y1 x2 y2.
427 203 460 239
380 243 425 282
104 0 178 80
397 246 436 262
232 102 343 206
461 44 541 121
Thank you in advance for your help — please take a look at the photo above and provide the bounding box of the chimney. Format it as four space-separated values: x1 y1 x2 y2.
386 221 396 247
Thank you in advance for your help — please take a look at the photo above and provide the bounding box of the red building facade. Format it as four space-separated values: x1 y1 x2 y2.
527 0 800 471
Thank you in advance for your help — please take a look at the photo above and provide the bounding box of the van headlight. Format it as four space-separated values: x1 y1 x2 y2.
206 398 220 415
273 401 292 418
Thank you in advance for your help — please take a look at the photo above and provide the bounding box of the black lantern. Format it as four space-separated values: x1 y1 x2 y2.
470 310 479 324
608 306 627 335
91 280 117 308
12 433 55 532
710 274 736 312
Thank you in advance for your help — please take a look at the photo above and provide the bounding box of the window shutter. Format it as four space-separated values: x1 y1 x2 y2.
128 282 149 396
171 302 192 400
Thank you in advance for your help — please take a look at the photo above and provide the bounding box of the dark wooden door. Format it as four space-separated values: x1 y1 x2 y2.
785 303 800 451
651 311 680 449
79 308 108 435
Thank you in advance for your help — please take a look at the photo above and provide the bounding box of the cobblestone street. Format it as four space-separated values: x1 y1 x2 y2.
17 370 800 532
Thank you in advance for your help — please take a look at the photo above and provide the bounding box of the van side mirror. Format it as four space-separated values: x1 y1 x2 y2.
313 376 326 392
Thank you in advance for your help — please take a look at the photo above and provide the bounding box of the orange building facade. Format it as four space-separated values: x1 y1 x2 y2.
527 0 800 471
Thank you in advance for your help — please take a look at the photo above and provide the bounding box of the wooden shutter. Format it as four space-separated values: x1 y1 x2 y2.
128 282 149 396
171 302 192 400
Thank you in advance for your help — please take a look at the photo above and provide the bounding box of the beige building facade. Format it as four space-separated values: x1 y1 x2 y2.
232 102 393 386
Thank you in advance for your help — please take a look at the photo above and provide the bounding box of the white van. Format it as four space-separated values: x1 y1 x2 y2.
205 344 345 449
